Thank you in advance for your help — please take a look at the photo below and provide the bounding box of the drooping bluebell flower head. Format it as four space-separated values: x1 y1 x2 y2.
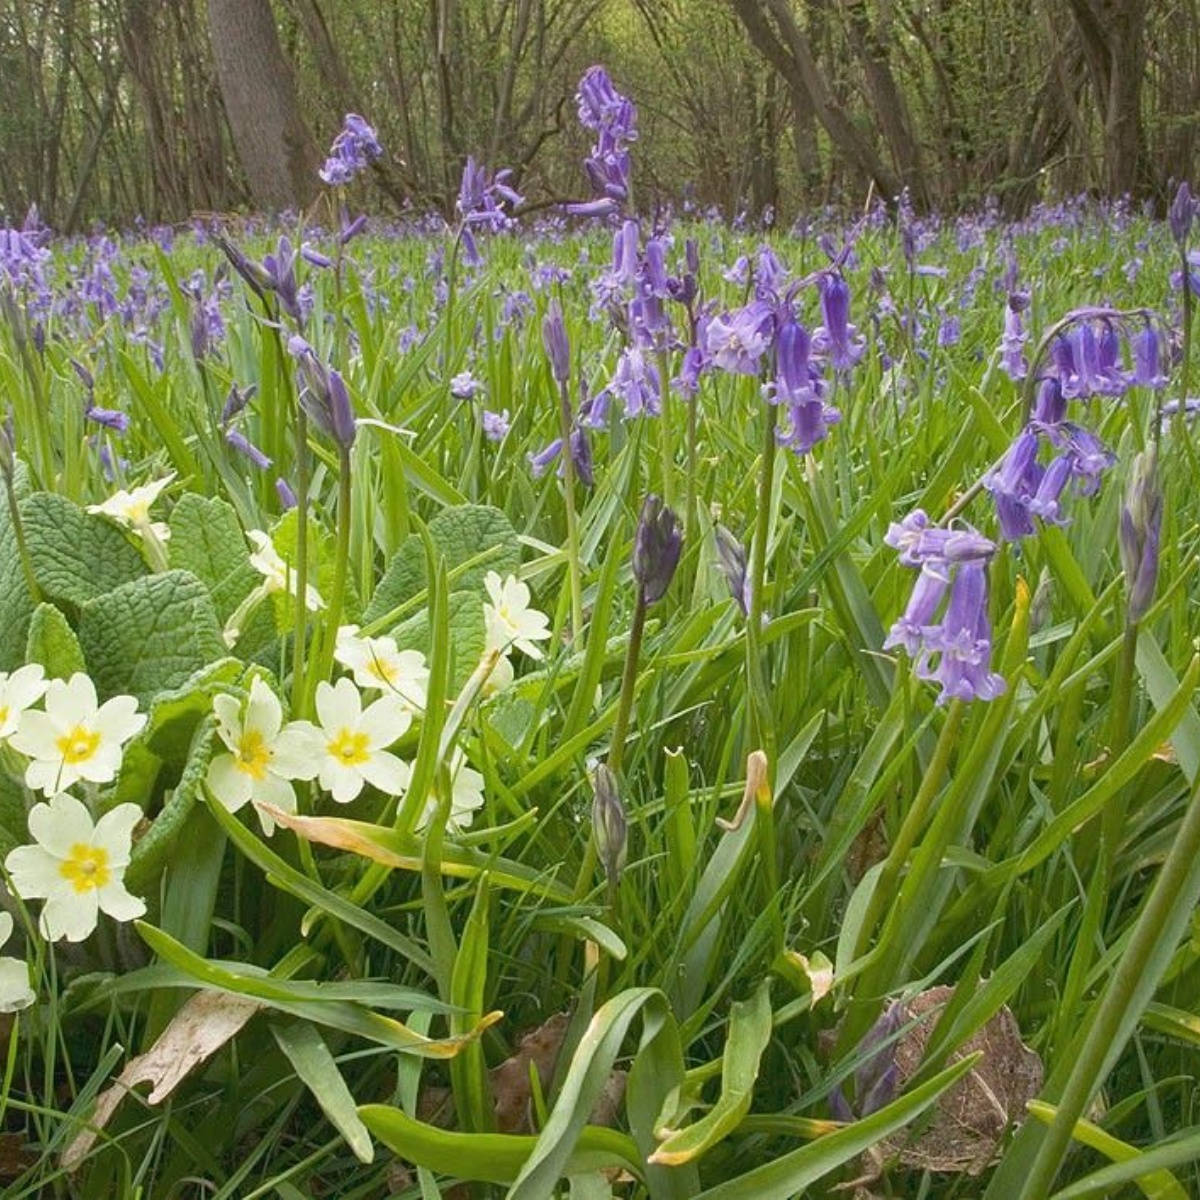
319 113 383 186
829 1002 904 1122
812 273 865 371
1133 324 1167 390
570 66 637 217
482 409 510 443
456 157 523 234
884 512 1006 704
542 299 571 387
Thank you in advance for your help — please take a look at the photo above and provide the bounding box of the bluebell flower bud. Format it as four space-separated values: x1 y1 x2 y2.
1119 446 1162 624
632 494 681 605
1170 181 1194 247
542 299 570 386
591 763 627 888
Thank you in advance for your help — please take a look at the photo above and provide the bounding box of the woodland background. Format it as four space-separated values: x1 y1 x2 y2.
0 0 1193 228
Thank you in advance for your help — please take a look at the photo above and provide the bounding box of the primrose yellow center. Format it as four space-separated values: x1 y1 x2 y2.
328 728 370 766
0 705 8 728
125 501 149 524
59 843 111 893
366 655 398 685
235 729 271 779
57 725 101 765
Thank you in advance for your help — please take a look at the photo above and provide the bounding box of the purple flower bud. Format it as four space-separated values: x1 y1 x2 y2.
1170 181 1194 247
1133 325 1167 390
542 299 571 386
632 494 681 605
714 524 751 617
226 428 272 470
85 405 130 434
1033 377 1066 426
275 477 297 510
1119 446 1162 623
291 340 356 450
221 383 257 425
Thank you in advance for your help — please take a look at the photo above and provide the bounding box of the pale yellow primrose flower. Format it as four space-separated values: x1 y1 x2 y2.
304 677 411 804
4 792 145 942
0 663 50 742
0 909 34 1012
206 677 322 836
86 474 174 544
246 530 324 611
334 625 429 712
414 749 485 834
9 673 146 795
483 571 551 660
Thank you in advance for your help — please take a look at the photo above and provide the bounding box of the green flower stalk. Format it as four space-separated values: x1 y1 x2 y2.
544 299 586 643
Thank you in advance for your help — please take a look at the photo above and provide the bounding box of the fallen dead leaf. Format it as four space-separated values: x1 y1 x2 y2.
61 990 262 1172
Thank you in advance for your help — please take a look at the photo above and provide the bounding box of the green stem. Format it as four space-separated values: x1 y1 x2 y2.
1017 765 1200 1199
4 479 41 603
840 701 965 1050
656 349 675 512
290 405 311 716
556 378 585 644
1179 245 1192 444
308 446 354 702
607 591 647 778
685 387 699 544
746 403 778 767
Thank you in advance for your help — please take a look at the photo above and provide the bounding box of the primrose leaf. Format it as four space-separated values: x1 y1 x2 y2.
78 569 226 707
25 601 86 680
23 492 147 609
168 492 258 622
364 504 520 624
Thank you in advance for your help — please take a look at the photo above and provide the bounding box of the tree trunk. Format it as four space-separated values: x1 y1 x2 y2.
840 0 929 206
1065 0 1149 197
730 0 902 201
207 0 320 211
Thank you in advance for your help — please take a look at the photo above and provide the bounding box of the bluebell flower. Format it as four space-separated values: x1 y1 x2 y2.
457 157 522 233
226 428 272 470
482 409 510 443
319 113 383 186
812 273 865 370
705 300 774 375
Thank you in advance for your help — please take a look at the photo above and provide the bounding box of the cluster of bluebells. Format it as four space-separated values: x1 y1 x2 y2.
568 66 638 219
319 113 383 186
986 311 1166 542
883 511 1006 705
704 246 859 455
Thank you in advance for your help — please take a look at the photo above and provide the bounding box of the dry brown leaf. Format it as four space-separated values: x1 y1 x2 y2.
871 986 1043 1177
61 990 262 1171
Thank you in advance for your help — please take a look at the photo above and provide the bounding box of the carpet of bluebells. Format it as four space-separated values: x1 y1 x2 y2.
2 70 1200 1198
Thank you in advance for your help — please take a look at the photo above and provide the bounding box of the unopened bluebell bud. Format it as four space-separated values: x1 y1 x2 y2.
1170 181 1194 248
1119 446 1162 624
591 763 627 889
632 494 681 605
542 299 570 387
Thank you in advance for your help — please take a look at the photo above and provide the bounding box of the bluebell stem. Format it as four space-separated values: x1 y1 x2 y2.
632 494 682 605
221 383 257 425
591 762 627 891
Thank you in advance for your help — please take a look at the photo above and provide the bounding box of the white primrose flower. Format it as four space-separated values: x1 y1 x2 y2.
415 749 486 834
308 677 412 804
206 677 322 836
9 673 146 795
246 529 324 611
5 793 145 943
483 571 551 660
0 664 50 742
334 626 429 713
0 909 34 1013
87 473 174 534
